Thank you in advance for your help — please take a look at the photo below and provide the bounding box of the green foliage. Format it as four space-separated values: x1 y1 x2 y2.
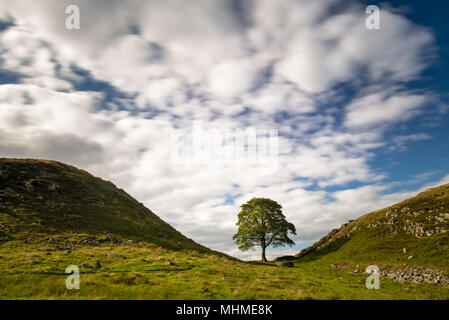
233 198 296 260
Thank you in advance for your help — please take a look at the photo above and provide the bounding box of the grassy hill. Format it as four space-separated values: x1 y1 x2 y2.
1 158 449 299
292 184 449 280
0 158 207 251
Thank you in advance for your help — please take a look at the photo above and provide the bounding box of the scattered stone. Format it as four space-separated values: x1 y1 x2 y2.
48 184 60 194
166 260 176 266
403 248 407 254
408 255 413 260
19 237 30 243
329 262 350 270
80 263 90 268
25 181 34 191
107 253 125 259
93 261 102 269
381 266 449 285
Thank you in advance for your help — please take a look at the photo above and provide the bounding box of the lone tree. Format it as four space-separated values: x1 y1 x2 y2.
232 197 296 262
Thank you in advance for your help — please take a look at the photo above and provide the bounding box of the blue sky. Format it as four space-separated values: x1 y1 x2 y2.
0 0 448 260
360 0 449 193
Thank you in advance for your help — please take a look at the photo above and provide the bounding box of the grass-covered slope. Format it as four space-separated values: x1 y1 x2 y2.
295 184 449 273
0 158 207 251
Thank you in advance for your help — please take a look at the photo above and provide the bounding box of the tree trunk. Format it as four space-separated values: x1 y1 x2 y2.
261 246 267 262
261 235 267 262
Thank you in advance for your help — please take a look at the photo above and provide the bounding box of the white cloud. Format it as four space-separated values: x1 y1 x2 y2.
0 0 444 260
207 58 261 98
275 8 434 93
344 91 430 129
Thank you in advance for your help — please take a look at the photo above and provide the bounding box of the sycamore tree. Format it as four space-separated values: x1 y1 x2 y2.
232 198 296 262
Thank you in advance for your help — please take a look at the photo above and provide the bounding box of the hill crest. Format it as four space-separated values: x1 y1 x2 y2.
0 158 208 252
287 183 449 276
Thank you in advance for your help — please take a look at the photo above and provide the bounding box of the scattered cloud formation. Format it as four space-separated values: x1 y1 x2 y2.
344 90 431 129
0 0 447 259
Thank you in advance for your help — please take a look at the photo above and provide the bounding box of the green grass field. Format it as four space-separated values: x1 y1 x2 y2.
1 233 448 300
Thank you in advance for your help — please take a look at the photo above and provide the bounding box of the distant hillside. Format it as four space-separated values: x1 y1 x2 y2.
291 184 449 274
0 158 208 251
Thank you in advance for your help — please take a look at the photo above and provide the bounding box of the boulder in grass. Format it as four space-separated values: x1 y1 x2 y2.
93 261 102 269
166 260 176 266
275 261 294 268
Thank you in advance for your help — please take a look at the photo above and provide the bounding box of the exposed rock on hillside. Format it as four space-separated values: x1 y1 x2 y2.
277 183 449 285
381 266 449 285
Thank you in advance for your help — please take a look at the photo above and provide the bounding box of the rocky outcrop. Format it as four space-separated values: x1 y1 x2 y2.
46 235 122 247
34 235 127 252
287 203 449 263
294 205 449 261
374 207 449 238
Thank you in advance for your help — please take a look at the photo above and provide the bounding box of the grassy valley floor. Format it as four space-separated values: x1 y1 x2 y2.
1 234 449 300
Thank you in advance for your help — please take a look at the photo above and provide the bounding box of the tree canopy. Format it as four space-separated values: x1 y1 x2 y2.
232 197 296 261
